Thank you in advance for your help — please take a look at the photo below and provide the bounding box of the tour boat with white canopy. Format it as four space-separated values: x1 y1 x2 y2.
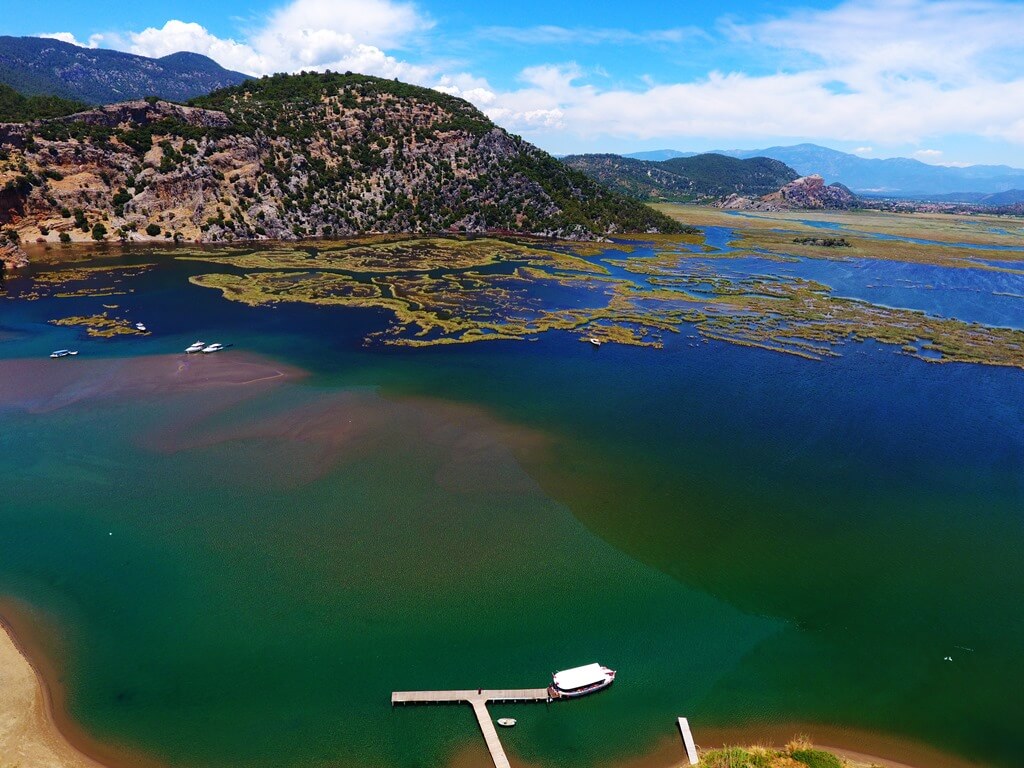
547 663 616 699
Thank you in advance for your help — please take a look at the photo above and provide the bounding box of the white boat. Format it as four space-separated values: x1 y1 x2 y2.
496 718 516 727
185 341 206 353
50 349 78 358
135 322 147 332
201 343 225 353
589 337 602 347
547 663 616 700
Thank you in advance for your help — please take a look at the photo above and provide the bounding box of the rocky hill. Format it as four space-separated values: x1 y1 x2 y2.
0 72 683 265
562 152 798 202
717 175 859 211
0 36 249 105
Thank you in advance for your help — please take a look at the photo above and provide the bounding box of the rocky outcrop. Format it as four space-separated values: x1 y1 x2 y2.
0 239 28 268
717 175 859 211
51 100 234 130
0 72 682 254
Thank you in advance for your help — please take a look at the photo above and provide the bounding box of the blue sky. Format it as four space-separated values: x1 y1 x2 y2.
7 0 1024 166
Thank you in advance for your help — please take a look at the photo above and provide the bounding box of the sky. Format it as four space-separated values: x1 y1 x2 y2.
6 0 1024 166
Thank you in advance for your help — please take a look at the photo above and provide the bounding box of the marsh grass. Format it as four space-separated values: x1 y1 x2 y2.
701 738 846 768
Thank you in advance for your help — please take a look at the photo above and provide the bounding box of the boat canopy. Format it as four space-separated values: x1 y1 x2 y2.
553 663 607 690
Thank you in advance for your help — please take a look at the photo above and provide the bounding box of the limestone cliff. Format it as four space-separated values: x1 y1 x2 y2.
0 72 682 258
717 175 859 211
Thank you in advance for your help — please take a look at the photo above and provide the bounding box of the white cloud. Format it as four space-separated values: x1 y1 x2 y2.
125 21 267 73
853 147 873 154
914 149 943 158
478 25 706 46
39 32 103 48
448 0 1024 149
102 0 434 80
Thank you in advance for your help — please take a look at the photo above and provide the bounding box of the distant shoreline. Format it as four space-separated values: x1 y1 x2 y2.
1 603 989 768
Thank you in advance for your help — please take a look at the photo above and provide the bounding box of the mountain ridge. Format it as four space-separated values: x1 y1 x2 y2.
0 35 250 105
627 143 1024 197
562 153 798 202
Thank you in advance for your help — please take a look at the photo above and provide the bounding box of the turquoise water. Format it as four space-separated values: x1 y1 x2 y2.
1 242 1023 768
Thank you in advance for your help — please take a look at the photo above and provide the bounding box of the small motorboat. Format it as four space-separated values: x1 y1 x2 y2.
50 349 78 358
135 322 148 332
201 343 225 354
589 337 602 347
185 341 206 353
496 718 516 727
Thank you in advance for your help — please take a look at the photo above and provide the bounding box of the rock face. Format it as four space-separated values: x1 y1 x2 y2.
0 72 682 251
0 238 27 268
717 175 859 211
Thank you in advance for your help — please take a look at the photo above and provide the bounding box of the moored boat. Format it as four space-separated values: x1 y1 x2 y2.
546 663 615 699
135 322 147 332
589 337 602 346
185 341 206 353
49 349 78 358
496 718 516 727
201 343 225 353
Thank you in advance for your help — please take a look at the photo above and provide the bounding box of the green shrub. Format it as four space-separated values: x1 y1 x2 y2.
59 231 71 243
145 223 161 237
91 222 107 241
791 749 843 768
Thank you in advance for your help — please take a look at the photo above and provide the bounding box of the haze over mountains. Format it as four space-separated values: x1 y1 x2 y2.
626 144 1024 199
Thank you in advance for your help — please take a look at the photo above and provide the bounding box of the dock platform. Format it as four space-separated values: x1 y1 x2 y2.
392 688 549 768
391 688 549 705
677 717 698 765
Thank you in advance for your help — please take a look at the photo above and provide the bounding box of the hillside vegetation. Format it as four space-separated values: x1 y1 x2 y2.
563 152 798 202
0 71 683 259
0 35 249 105
0 83 86 122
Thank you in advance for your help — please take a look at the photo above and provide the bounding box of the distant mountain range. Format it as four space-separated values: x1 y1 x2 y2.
625 144 1024 198
562 153 798 201
0 36 249 105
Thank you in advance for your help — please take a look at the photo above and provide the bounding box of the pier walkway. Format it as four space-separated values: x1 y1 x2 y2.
391 688 549 705
392 688 550 768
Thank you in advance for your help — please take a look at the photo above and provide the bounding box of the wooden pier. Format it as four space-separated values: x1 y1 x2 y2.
392 688 550 768
677 717 699 765
391 688 549 705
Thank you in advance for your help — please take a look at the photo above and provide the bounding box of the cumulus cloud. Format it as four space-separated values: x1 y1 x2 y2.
40 32 103 48
454 0 1024 148
99 0 434 80
124 17 434 81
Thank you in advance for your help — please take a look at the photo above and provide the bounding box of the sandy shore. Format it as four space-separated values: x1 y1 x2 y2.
0 618 102 768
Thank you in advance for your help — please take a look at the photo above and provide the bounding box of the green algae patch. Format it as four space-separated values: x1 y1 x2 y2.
6 264 154 302
178 236 610 275
50 312 149 337
182 235 1024 368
